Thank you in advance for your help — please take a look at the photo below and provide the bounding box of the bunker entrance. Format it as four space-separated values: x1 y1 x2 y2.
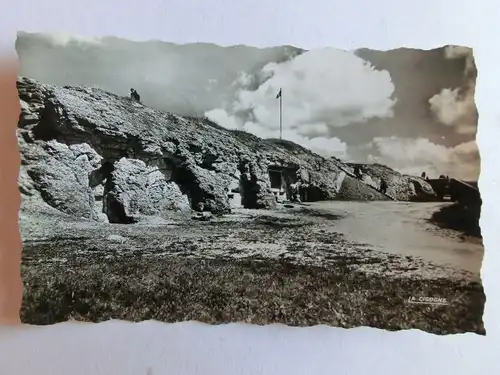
268 165 301 203
269 169 283 190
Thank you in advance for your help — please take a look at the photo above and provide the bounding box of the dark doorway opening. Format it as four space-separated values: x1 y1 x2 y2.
268 169 283 189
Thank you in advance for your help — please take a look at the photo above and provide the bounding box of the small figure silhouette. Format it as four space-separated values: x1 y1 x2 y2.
354 166 363 179
130 88 141 103
380 179 388 194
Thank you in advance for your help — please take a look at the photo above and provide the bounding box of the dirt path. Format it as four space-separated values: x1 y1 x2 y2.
307 201 483 276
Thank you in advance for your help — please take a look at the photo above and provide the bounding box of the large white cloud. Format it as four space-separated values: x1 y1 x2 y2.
205 47 396 159
362 136 479 181
428 46 477 135
428 87 477 135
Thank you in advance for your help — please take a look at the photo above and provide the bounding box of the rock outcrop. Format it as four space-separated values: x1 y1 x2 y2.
344 163 437 202
16 77 436 223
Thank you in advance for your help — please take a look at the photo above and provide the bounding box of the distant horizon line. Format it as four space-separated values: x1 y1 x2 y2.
16 31 473 54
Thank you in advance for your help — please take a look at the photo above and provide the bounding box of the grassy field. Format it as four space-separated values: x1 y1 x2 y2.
21 250 485 335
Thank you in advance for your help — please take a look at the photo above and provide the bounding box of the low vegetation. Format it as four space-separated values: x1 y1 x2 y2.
21 254 485 335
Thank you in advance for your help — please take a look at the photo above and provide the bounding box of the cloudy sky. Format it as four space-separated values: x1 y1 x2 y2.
16 31 479 180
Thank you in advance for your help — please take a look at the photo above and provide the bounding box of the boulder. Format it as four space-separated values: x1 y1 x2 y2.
104 158 191 223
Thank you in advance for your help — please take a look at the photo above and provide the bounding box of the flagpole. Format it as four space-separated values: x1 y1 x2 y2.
279 88 283 140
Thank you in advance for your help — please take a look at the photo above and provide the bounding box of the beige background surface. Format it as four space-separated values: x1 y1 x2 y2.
0 59 22 325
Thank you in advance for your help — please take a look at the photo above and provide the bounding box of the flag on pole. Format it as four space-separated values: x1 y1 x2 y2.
277 88 282 140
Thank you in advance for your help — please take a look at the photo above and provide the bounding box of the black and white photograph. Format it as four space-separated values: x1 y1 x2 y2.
16 31 484 335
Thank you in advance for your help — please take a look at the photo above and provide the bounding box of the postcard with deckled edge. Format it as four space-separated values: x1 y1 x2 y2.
16 31 484 335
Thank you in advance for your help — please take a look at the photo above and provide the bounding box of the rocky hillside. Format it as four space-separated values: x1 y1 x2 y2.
16 77 436 223
344 163 436 202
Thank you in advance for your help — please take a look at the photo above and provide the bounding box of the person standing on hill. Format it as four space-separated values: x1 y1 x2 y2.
130 88 141 103
354 166 363 179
